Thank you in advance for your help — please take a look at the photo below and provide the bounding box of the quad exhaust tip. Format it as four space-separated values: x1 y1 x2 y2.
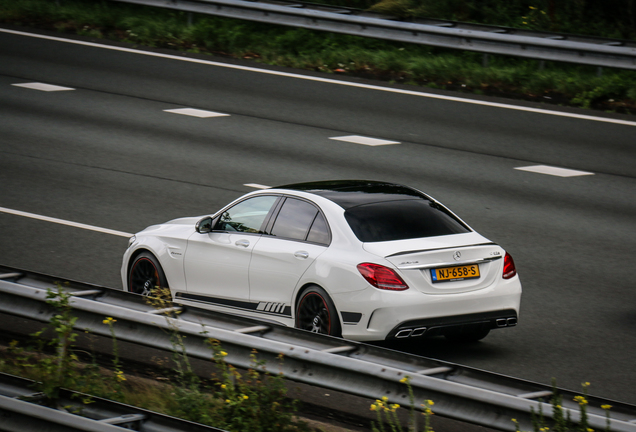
395 327 427 338
395 316 517 339
497 317 518 328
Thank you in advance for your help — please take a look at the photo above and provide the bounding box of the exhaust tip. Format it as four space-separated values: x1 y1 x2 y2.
411 327 427 337
496 319 508 328
507 317 517 326
396 329 413 338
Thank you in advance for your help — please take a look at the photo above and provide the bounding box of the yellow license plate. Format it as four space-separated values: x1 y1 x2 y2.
431 264 480 283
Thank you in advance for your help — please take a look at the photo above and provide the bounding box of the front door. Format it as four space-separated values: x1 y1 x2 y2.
182 195 279 310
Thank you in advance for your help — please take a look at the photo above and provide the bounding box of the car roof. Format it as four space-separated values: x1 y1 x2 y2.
274 180 429 210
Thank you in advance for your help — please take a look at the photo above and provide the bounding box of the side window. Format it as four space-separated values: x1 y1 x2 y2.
216 196 278 234
271 198 320 241
306 212 330 245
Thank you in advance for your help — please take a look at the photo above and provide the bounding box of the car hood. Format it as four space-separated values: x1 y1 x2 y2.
136 216 202 235
362 232 493 258
163 216 203 226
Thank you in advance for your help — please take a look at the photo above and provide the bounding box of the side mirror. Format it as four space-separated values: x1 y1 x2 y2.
195 216 214 234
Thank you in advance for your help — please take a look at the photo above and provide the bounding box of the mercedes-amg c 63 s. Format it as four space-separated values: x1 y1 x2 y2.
122 180 521 342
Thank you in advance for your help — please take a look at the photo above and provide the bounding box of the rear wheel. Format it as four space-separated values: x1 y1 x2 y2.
296 286 341 337
128 252 169 296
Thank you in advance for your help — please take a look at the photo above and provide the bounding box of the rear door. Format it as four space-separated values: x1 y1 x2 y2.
249 197 330 317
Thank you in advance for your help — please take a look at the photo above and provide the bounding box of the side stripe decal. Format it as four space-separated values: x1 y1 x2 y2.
176 292 292 317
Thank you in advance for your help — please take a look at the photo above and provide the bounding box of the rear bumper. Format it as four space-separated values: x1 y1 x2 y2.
386 309 518 339
335 275 522 341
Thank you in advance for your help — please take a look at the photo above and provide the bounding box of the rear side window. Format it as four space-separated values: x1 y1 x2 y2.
271 198 319 241
306 212 330 245
344 199 470 242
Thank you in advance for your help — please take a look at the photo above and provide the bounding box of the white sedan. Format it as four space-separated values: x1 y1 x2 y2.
122 180 521 342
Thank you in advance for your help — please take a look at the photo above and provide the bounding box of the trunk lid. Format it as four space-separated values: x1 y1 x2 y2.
363 233 505 294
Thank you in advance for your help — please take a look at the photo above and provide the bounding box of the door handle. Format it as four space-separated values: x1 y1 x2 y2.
294 251 309 259
235 239 250 248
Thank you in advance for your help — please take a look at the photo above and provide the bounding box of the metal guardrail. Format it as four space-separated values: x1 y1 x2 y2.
0 373 227 431
109 0 636 70
1 266 635 432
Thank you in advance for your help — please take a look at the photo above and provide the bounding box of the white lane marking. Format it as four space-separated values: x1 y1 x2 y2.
244 183 271 189
514 165 595 177
164 108 230 118
0 207 133 237
330 135 400 146
3 28 636 128
12 82 75 91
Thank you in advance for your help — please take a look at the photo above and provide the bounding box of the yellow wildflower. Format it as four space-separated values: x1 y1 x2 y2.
370 404 377 411
574 396 588 405
242 395 249 400
115 371 126 382
382 396 388 402
601 404 612 410
220 351 228 357
221 384 227 389
103 317 116 325
400 376 409 384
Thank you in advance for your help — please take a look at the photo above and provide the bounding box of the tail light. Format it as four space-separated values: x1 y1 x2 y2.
503 252 517 279
357 263 409 291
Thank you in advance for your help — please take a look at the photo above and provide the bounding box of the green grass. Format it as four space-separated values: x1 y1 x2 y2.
1 0 635 113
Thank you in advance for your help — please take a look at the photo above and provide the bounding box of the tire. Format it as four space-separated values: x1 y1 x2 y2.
128 252 169 296
295 286 341 337
444 327 490 343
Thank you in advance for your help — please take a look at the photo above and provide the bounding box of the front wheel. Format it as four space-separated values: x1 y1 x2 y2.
296 286 341 337
128 252 169 296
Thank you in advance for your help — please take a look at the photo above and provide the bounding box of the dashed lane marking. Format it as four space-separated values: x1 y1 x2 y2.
514 165 595 177
0 207 132 237
3 28 636 127
12 82 75 91
164 108 230 118
329 135 400 146
244 183 271 189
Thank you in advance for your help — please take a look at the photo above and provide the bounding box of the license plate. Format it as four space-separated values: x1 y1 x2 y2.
430 264 480 283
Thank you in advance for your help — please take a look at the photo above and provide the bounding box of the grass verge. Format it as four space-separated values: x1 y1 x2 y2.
1 0 636 114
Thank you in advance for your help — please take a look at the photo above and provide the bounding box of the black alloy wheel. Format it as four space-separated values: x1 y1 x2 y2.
128 252 168 296
296 286 341 337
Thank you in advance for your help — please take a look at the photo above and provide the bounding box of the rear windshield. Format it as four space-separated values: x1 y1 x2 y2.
344 199 470 242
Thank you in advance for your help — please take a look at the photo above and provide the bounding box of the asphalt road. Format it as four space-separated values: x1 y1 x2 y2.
1 26 635 411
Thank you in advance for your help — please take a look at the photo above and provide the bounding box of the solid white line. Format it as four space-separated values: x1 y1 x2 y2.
0 207 133 237
3 28 636 127
244 183 271 189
